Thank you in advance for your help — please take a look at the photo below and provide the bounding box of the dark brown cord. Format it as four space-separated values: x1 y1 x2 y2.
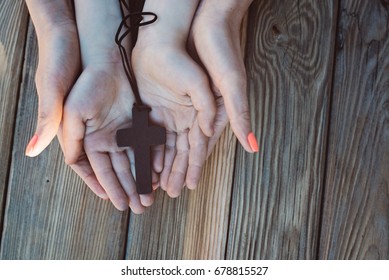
115 0 157 106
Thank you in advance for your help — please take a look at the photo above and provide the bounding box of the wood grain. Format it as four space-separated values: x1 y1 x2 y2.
0 22 128 260
182 127 237 259
227 0 338 259
125 128 237 260
0 0 29 236
181 13 249 260
125 189 189 259
319 0 389 259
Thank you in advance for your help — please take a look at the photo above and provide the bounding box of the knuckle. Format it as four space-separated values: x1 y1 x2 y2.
37 110 50 123
64 155 76 166
230 108 251 127
37 110 59 130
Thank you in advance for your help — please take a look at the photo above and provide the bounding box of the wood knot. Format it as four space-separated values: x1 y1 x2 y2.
380 0 389 9
271 24 282 38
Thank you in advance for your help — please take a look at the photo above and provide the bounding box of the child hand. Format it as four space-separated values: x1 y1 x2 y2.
132 0 217 197
60 0 157 212
61 62 150 213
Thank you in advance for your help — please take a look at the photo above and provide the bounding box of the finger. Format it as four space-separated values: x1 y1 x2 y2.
166 131 189 198
219 71 257 153
207 95 229 156
127 147 156 207
186 121 208 190
151 144 164 173
152 170 160 190
140 193 154 208
160 131 177 191
25 91 63 157
139 166 156 206
185 64 217 138
57 127 108 199
69 156 108 200
110 152 145 214
62 98 85 166
86 151 129 211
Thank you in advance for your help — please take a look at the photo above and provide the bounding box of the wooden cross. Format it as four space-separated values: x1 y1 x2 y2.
116 105 166 194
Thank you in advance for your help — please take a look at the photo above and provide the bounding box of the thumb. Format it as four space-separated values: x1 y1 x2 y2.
180 59 217 137
218 71 257 153
25 27 80 157
25 81 64 157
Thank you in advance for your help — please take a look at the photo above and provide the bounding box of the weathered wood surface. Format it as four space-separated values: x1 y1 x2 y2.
319 0 389 260
0 0 29 234
0 22 128 260
1 0 389 260
227 0 338 259
125 126 237 259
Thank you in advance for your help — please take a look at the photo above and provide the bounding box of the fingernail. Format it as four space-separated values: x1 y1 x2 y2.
25 134 38 156
247 132 259 152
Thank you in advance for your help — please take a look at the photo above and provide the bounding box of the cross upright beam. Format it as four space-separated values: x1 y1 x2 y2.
117 105 166 194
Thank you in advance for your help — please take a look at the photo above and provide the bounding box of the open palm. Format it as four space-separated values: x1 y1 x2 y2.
60 63 153 213
132 44 219 197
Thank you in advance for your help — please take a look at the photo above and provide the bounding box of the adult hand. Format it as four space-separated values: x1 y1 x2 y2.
25 0 80 157
190 0 258 153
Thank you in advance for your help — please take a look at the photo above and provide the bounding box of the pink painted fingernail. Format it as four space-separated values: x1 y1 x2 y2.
247 132 259 152
25 134 38 157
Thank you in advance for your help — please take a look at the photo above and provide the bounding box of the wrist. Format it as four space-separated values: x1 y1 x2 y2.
136 26 187 50
26 0 75 35
198 0 252 19
80 47 123 67
75 0 123 66
136 0 199 48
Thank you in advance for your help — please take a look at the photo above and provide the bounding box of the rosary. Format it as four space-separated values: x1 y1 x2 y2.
115 0 166 194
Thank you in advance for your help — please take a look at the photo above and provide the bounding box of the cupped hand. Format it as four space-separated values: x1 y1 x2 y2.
190 0 258 153
61 61 152 213
25 0 80 157
132 44 214 197
131 0 225 197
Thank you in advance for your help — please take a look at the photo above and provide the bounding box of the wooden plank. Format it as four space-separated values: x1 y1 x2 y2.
126 189 189 259
319 0 389 260
181 14 249 260
125 128 237 260
0 22 129 260
182 127 237 259
0 0 29 235
227 0 338 259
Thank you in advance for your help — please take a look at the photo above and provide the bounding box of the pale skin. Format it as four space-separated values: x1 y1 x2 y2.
132 0 217 197
190 0 254 151
26 0 151 212
24 0 256 211
133 0 255 197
